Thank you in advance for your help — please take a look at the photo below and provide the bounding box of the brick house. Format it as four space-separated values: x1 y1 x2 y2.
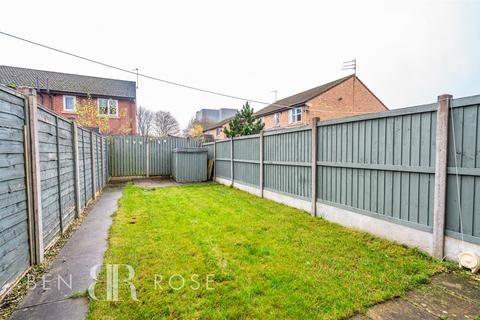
204 75 387 139
0 65 137 134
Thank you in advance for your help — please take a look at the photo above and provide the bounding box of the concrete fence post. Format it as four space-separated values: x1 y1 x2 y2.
259 131 264 198
432 94 452 258
213 140 217 180
311 117 319 217
146 137 150 178
230 137 234 186
22 88 44 264
100 136 104 188
72 122 81 218
90 131 97 198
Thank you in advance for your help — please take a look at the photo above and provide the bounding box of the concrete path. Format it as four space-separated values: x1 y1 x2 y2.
11 186 123 320
352 272 480 320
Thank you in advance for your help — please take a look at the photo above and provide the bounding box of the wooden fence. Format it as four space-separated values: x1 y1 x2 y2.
108 135 199 177
0 86 107 298
205 94 480 261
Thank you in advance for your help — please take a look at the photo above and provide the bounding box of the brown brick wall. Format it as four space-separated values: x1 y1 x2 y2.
260 77 386 130
304 76 386 124
37 92 137 134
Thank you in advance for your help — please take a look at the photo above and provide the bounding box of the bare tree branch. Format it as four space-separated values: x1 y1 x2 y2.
153 111 180 137
137 106 154 136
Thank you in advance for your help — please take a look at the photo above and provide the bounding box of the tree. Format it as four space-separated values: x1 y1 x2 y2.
137 106 154 136
223 102 264 138
153 111 180 137
183 117 204 138
75 97 109 133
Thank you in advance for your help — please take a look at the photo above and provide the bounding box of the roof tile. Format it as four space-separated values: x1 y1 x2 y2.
0 65 136 99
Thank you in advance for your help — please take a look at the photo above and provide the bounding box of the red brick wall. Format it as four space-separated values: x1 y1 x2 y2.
260 76 386 130
304 76 387 124
37 93 137 134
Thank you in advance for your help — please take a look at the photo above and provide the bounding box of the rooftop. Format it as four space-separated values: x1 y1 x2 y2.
255 74 354 117
0 65 136 99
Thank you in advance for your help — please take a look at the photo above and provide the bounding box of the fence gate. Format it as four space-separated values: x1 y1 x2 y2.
0 88 31 296
108 135 199 177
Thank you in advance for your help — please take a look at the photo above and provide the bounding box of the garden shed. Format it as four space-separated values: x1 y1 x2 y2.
171 148 208 182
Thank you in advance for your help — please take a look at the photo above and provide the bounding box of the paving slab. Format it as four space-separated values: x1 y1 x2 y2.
10 298 88 320
406 284 480 319
11 186 124 320
353 272 480 320
132 177 183 188
367 298 438 320
431 272 480 301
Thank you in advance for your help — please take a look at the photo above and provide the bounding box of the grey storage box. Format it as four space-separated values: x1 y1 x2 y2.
171 148 208 182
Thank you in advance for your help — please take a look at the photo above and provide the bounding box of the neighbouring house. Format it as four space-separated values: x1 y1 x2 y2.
0 65 137 134
204 74 387 139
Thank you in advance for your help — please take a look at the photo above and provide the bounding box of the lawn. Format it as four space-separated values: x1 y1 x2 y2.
88 183 445 319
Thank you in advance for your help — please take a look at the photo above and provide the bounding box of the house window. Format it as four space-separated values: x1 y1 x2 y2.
273 113 280 126
63 95 76 112
288 107 302 124
216 128 221 136
98 98 118 116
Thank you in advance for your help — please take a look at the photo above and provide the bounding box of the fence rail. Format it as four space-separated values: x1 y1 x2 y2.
0 86 108 298
205 93 480 261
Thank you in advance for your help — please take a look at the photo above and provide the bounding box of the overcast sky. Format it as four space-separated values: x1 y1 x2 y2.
1 0 479 128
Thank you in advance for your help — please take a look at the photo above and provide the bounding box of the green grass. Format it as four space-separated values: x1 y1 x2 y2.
88 183 445 319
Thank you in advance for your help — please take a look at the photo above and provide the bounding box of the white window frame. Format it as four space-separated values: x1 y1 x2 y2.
288 107 302 124
273 112 280 126
216 127 221 136
63 95 76 112
98 98 119 116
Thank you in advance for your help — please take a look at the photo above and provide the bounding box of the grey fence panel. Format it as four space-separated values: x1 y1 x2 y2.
204 142 214 160
172 149 207 182
37 108 61 247
0 90 30 296
215 140 231 159
216 161 231 179
150 137 169 176
0 88 110 297
215 140 231 179
108 136 199 177
317 107 437 230
233 137 260 186
57 117 75 228
109 136 146 176
83 130 93 202
445 102 480 243
264 128 312 198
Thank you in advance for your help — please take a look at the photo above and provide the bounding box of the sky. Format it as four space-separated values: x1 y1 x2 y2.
1 0 479 129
